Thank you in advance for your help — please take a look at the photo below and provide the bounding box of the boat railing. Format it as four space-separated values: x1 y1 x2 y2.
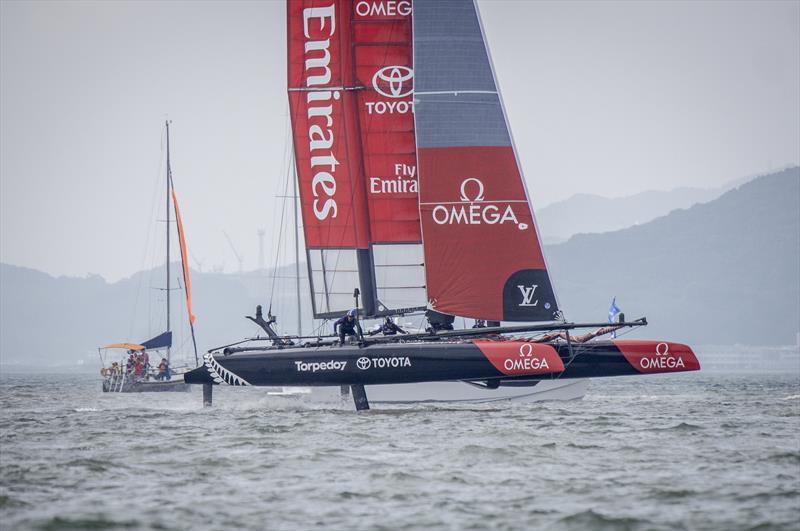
102 369 127 392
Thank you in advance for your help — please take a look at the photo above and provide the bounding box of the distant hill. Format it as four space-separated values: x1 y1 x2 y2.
0 263 313 371
546 166 799 345
534 171 765 243
1 168 797 371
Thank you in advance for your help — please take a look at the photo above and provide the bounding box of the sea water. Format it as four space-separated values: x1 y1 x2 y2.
1 372 798 530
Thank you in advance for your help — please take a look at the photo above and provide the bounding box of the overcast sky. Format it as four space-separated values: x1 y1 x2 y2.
1 0 798 281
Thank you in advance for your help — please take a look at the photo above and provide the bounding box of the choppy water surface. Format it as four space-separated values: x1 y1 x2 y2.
1 372 798 530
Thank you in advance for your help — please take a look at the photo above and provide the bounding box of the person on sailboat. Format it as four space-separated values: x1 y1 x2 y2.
334 309 363 345
141 350 150 380
368 316 407 336
156 358 171 381
425 310 455 333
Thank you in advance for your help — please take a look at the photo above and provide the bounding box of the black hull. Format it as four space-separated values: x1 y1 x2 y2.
184 339 699 388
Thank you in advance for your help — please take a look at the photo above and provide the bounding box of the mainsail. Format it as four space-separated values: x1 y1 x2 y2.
288 0 425 318
413 0 558 322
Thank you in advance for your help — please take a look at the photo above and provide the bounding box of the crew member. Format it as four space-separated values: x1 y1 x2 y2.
369 316 407 336
426 310 455 333
334 309 363 344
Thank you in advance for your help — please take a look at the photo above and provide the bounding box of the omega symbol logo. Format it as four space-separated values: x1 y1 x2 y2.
431 178 529 230
372 66 414 98
655 343 669 356
356 357 371 370
459 178 486 202
519 343 534 357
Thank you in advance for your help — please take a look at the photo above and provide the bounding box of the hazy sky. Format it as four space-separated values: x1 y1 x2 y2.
1 0 798 281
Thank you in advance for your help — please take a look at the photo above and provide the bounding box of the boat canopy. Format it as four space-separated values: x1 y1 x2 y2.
102 343 144 351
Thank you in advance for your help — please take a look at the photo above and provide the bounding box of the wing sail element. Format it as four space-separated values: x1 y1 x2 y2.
413 0 559 322
288 0 425 318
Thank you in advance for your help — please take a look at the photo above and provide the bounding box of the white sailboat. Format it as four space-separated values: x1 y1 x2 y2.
99 121 198 393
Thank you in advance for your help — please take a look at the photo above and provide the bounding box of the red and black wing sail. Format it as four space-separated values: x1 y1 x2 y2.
288 0 425 317
288 0 371 317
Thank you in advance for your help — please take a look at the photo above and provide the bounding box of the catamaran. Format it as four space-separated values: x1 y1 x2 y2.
184 0 700 409
100 121 199 393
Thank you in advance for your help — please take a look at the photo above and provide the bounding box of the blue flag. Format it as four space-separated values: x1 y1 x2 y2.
608 297 621 338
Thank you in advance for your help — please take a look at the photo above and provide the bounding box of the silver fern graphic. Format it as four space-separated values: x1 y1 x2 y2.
203 353 251 386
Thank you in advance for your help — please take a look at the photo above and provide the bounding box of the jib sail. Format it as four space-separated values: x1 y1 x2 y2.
412 0 559 321
288 0 425 318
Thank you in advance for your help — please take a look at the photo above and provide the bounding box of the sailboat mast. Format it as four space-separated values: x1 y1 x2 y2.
165 120 172 363
293 166 302 337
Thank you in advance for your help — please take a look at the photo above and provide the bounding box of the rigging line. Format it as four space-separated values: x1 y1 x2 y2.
130 123 168 342
264 102 293 321
268 152 292 311
285 70 352 317
310 318 329 337
265 107 291 302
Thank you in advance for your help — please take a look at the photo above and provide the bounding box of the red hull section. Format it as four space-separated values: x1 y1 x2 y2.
473 340 564 376
613 340 701 374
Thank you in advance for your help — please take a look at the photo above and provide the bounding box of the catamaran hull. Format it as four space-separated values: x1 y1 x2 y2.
184 339 699 390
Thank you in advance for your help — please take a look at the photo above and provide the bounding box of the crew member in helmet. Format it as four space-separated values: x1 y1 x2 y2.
369 316 407 336
425 310 455 333
334 309 363 345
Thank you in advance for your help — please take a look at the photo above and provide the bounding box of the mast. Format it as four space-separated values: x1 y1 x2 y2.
293 165 302 337
165 120 172 363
